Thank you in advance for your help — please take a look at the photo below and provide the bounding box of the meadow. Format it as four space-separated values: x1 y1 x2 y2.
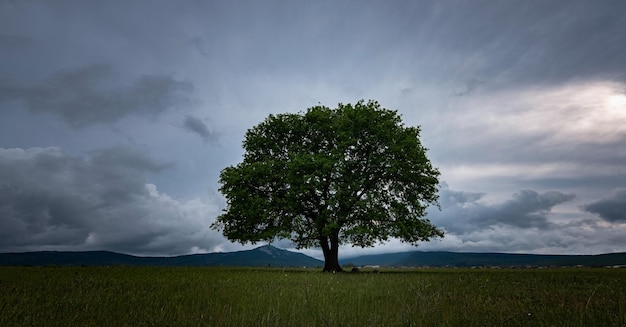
1 266 625 326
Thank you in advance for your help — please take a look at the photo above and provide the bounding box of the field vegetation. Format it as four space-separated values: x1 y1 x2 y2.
1 266 625 326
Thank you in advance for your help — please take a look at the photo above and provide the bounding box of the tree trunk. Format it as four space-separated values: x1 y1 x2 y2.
320 236 343 272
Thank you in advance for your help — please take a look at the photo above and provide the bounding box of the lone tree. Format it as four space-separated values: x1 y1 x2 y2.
212 100 443 272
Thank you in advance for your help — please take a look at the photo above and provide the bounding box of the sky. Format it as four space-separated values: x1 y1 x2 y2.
1 0 625 259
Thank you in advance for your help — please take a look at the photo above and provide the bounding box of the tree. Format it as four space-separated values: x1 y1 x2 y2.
212 100 443 272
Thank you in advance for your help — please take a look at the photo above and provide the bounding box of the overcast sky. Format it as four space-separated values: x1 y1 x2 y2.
1 0 625 259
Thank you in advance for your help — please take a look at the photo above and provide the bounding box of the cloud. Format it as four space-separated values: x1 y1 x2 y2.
308 185 590 259
0 64 194 127
0 146 227 255
430 80 626 195
485 190 576 229
182 114 217 143
417 220 626 255
430 184 575 234
403 184 626 255
583 189 626 223
442 80 626 159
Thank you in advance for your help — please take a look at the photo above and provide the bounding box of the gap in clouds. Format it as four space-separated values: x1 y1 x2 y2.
431 80 626 194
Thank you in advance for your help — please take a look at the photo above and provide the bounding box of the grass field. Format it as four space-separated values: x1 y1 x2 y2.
1 266 625 326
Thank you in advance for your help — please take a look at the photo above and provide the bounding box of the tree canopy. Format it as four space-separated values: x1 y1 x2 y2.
212 100 443 271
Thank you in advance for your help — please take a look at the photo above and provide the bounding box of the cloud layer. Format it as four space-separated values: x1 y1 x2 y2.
0 64 193 127
435 186 576 233
0 146 226 255
583 189 626 223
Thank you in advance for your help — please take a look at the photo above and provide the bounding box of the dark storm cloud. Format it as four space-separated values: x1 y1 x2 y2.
583 190 626 222
486 190 576 229
182 115 216 143
0 64 193 127
0 146 223 255
432 185 576 234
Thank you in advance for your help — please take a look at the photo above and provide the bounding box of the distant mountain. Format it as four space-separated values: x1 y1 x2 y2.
342 251 626 268
0 245 323 268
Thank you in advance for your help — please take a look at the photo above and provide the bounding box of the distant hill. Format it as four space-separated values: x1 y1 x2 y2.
342 251 626 268
4 246 626 268
0 245 323 268
340 251 414 266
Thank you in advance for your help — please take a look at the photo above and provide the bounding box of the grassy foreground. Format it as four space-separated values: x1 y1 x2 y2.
1 267 625 326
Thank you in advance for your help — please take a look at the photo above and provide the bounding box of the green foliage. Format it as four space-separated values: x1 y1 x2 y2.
213 100 442 253
2 267 626 326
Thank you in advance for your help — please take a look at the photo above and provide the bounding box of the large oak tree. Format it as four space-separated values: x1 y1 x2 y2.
212 100 443 272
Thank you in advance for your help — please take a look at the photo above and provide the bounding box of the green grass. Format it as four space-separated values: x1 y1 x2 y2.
1 267 625 326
